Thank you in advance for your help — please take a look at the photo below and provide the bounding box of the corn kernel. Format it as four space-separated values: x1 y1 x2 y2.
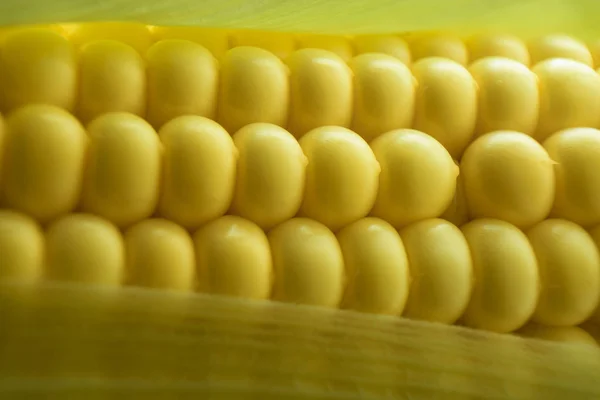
125 218 195 291
461 131 555 229
337 217 410 315
2 105 87 223
353 35 411 65
399 218 473 324
193 215 272 299
350 53 415 142
410 34 468 65
412 57 477 158
78 40 146 123
0 29 76 113
543 128 600 227
461 219 539 333
370 129 457 228
469 57 539 137
287 49 353 138
299 126 379 232
217 47 289 134
157 116 236 230
150 26 229 59
45 213 125 285
66 22 153 54
0 209 43 282
296 34 353 61
81 113 162 228
529 34 593 67
269 218 345 307
231 30 296 59
467 34 530 65
231 123 306 230
147 40 219 129
527 219 600 327
533 58 600 141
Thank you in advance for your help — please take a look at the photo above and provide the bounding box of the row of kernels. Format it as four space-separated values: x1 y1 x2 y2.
2 209 600 337
20 23 600 68
387 216 600 332
0 107 457 231
171 52 600 148
4 28 600 155
4 106 600 234
158 31 600 70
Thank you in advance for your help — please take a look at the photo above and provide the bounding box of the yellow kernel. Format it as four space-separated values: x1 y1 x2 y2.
543 128 600 227
533 58 600 141
300 126 379 232
350 53 415 142
469 57 539 137
467 34 530 65
124 218 195 291
412 57 477 158
461 219 539 333
370 129 458 228
0 210 44 282
150 26 229 59
157 116 236 230
217 47 289 134
410 34 468 65
45 213 125 285
353 35 411 65
78 40 146 124
296 35 353 61
518 324 597 346
2 105 87 223
287 49 353 138
269 218 345 307
193 215 272 299
231 123 306 230
0 29 76 113
147 40 218 129
529 35 593 67
441 171 469 227
528 219 600 327
66 22 153 54
231 30 296 59
399 218 473 324
337 217 409 315
81 113 162 228
461 131 555 229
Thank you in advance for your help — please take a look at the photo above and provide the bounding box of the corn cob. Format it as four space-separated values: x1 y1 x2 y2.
0 20 600 399
1 23 600 333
